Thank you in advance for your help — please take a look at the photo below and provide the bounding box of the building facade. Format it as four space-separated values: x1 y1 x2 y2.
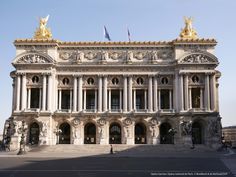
4 17 222 150
222 126 236 147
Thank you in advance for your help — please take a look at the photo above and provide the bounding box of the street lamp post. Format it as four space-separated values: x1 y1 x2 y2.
17 120 27 155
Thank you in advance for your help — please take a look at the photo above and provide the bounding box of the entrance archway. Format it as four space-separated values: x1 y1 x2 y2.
109 123 121 144
192 122 204 144
59 122 71 144
84 123 96 144
135 123 146 144
29 122 39 145
160 122 173 144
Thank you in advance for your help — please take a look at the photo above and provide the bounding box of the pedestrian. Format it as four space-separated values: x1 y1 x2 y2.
110 144 113 154
191 136 195 149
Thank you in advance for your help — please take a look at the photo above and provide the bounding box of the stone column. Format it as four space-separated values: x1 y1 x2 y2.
148 76 153 112
39 88 42 109
169 89 172 110
83 89 86 110
58 89 62 110
123 76 127 112
78 76 83 112
73 76 77 112
158 90 161 110
21 73 27 110
70 89 73 111
119 89 122 111
98 76 102 112
108 89 111 111
184 74 189 110
47 74 52 111
210 74 216 111
27 88 31 109
95 89 97 111
174 73 179 111
133 89 136 111
204 74 210 111
153 76 158 112
103 76 108 112
189 88 192 109
179 74 184 111
42 74 47 111
200 88 203 109
144 89 147 110
16 74 21 111
128 76 132 112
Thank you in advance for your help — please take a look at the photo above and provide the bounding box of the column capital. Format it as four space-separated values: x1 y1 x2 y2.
123 74 128 77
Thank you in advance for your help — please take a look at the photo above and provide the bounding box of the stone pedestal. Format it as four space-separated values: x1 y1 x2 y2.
10 135 19 151
39 136 48 145
126 138 134 145
151 138 159 145
183 135 192 146
73 138 83 145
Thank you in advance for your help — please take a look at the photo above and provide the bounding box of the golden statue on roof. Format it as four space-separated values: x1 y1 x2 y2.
179 17 198 40
34 15 52 39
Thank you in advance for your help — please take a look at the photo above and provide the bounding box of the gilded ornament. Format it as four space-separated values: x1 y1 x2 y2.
34 15 52 40
179 17 198 40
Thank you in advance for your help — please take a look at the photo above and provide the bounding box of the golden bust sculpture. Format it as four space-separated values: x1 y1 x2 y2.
34 15 52 39
179 17 198 40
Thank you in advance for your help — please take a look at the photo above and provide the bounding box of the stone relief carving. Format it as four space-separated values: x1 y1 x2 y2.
180 120 192 136
98 126 104 139
59 52 72 60
151 51 158 62
149 125 158 138
17 54 51 64
149 118 158 126
110 52 121 60
73 127 80 138
127 51 133 63
124 118 132 126
40 122 48 137
84 51 97 60
180 54 217 64
208 118 221 137
73 118 81 127
158 50 172 60
97 118 106 126
134 52 145 60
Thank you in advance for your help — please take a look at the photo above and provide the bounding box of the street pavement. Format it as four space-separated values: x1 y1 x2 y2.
0 146 235 177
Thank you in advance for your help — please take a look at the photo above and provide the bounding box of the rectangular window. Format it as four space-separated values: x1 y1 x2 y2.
61 90 70 109
111 90 120 110
192 88 200 108
30 88 40 108
161 89 169 109
136 90 145 110
86 90 95 110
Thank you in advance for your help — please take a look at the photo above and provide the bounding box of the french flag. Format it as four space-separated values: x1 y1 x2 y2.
104 26 111 41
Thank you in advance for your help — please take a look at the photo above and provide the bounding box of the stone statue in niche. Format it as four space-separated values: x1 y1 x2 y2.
149 126 157 138
127 51 133 63
75 51 84 63
73 127 80 138
151 51 158 63
41 122 48 137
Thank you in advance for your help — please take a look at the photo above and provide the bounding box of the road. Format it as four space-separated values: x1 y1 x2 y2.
0 156 233 177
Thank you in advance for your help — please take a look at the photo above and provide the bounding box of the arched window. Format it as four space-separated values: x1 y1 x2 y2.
192 75 200 83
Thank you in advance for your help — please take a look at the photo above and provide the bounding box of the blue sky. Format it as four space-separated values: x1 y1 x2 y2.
0 0 236 133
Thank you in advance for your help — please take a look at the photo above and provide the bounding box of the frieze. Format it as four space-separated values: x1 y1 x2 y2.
16 54 52 64
179 54 217 64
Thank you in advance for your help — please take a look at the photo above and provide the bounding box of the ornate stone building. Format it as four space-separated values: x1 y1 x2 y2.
4 17 222 150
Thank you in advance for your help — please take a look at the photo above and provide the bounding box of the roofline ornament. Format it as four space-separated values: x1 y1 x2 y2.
179 17 198 40
34 15 52 40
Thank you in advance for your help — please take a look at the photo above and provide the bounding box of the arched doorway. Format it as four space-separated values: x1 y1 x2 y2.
160 122 173 144
109 123 121 144
192 122 204 144
84 123 96 144
29 122 39 145
59 122 71 144
135 123 146 144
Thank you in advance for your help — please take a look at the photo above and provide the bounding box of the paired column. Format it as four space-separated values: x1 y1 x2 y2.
103 76 108 112
184 74 189 110
210 74 216 111
179 74 184 111
73 76 77 112
169 90 172 110
16 74 21 111
98 76 103 112
42 74 47 111
58 89 62 110
21 73 27 110
133 89 136 110
27 88 31 109
204 74 210 111
123 76 128 112
128 76 133 112
189 88 192 109
47 74 52 111
78 76 83 112
153 76 158 112
148 76 153 112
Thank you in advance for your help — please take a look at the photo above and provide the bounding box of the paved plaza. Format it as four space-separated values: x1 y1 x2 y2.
0 145 235 177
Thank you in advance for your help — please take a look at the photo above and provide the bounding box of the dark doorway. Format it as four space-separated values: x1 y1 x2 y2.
135 123 146 144
160 122 173 144
29 122 39 145
109 123 121 144
59 123 70 144
84 123 96 144
192 122 203 144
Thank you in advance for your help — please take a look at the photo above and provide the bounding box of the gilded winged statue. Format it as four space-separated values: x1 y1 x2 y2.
179 17 198 39
34 15 52 39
